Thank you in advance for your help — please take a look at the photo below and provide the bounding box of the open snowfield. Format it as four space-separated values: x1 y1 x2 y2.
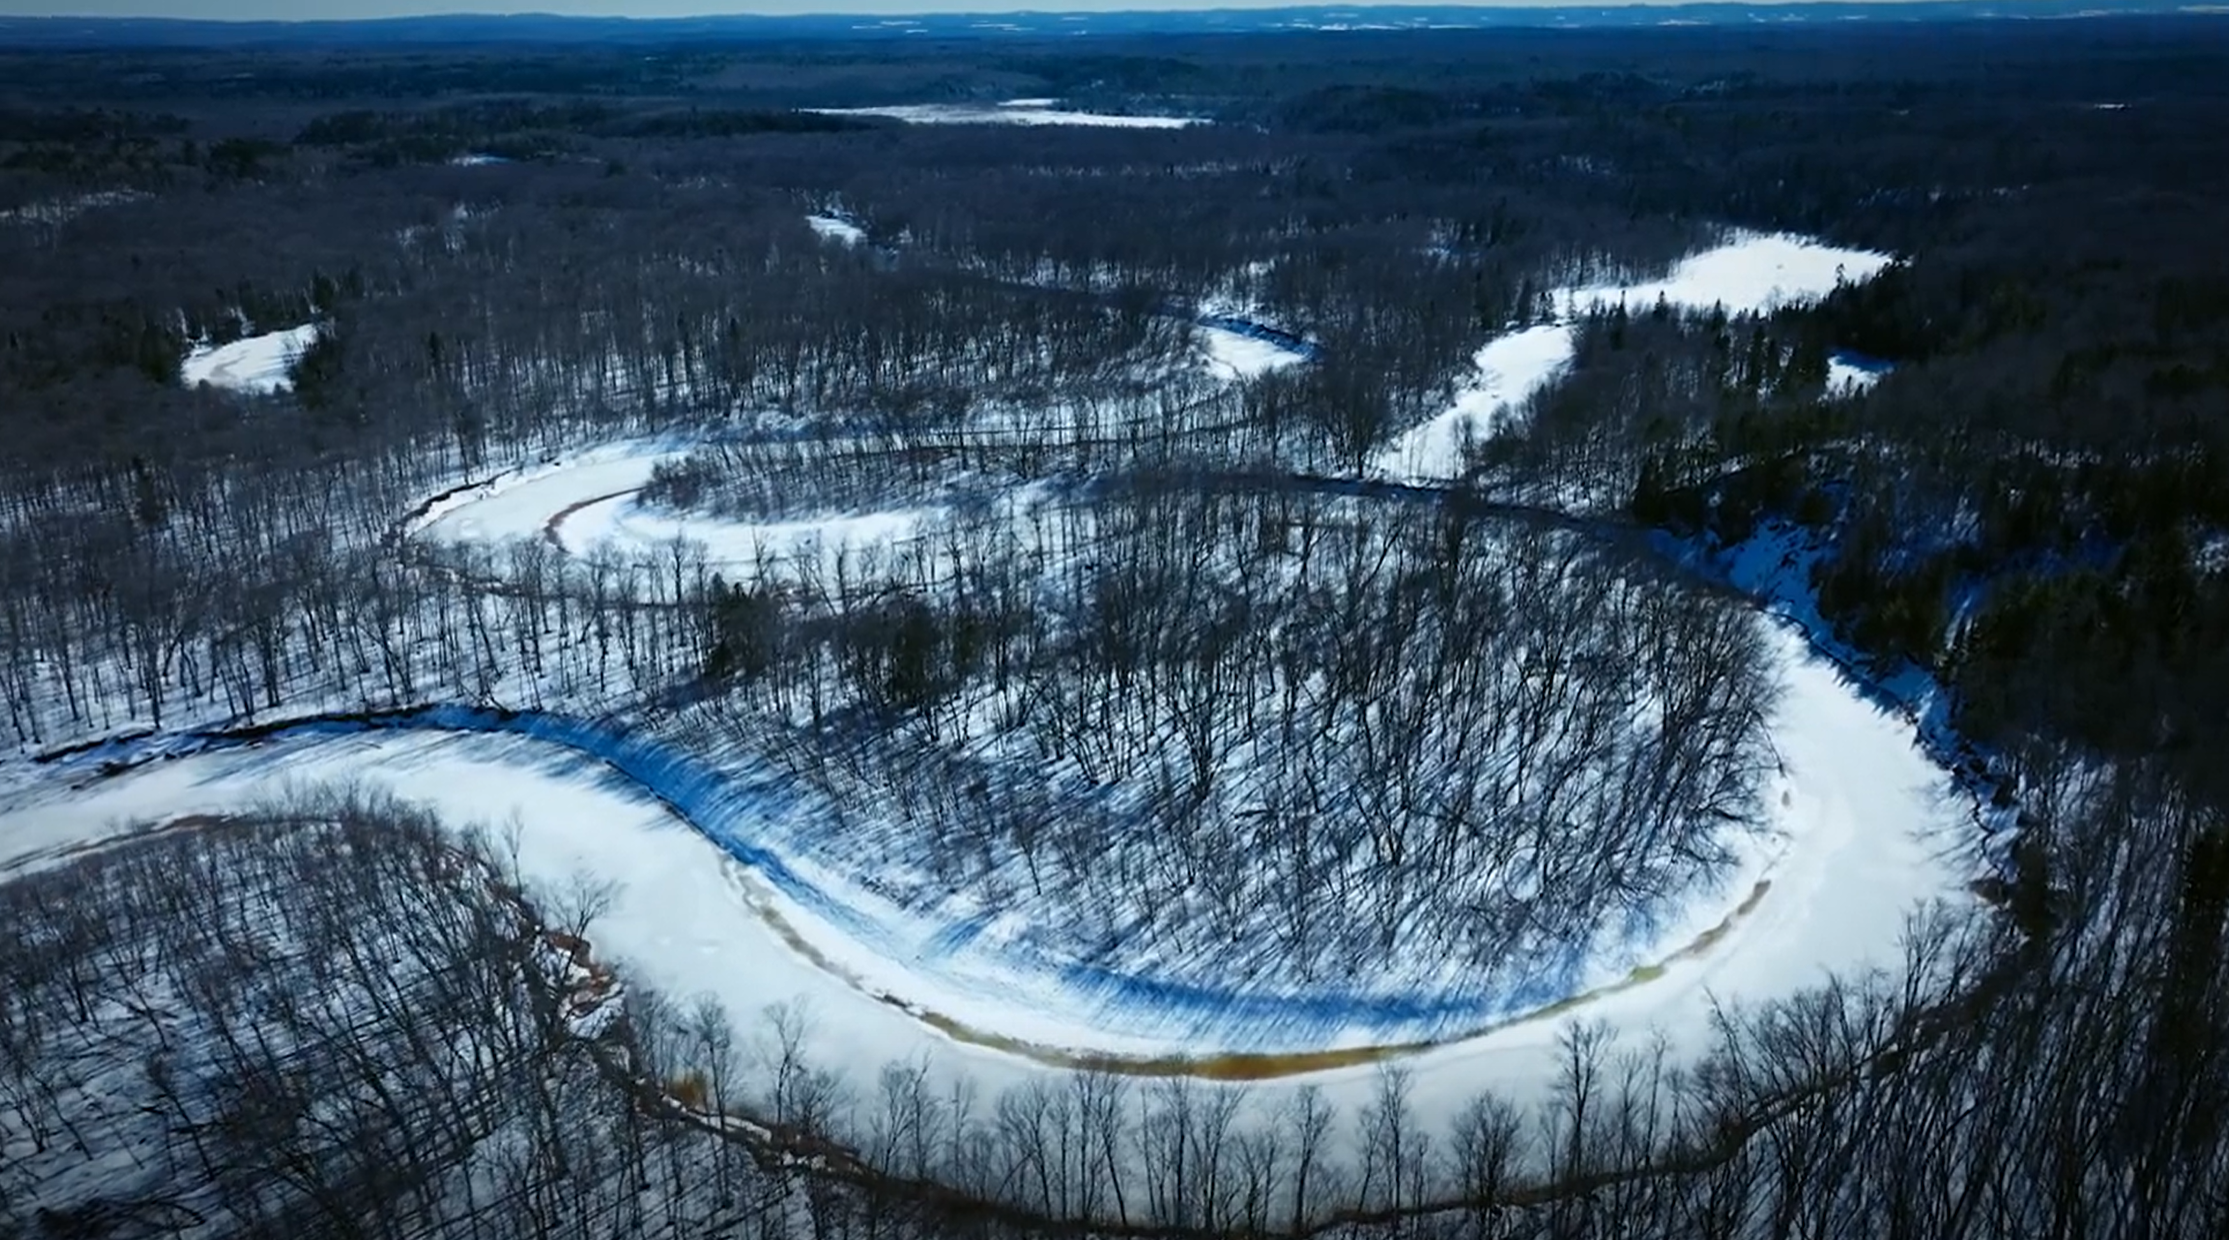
567 492 949 582
179 323 320 394
807 102 1203 128
1375 233 1895 480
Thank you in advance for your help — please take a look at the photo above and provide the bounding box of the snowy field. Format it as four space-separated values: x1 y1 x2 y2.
563 492 950 582
179 323 320 394
1374 233 1895 480
808 100 1203 128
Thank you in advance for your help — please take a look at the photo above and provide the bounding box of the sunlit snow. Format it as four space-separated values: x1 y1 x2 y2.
5 219 1973 1165
564 492 943 580
1199 321 1312 380
1565 232 1893 320
0 614 1972 1131
179 324 321 395
414 442 964 582
806 214 866 245
807 104 1204 129
1376 232 1894 480
1375 324 1578 480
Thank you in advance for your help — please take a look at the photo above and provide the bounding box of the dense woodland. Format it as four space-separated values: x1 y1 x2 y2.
4 14 2229 1240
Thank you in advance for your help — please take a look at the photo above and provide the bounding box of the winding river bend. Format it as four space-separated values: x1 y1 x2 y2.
2 232 2002 1127
17 701 1780 1080
1 445 1989 1152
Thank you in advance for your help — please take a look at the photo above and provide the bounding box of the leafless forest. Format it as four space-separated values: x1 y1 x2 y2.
5 12 2229 1239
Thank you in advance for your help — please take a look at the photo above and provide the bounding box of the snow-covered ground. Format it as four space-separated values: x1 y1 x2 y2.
1827 349 1895 397
180 324 321 394
1375 233 1895 480
563 491 948 582
806 214 866 245
2 221 1975 1176
411 443 924 578
807 102 1203 129
1374 324 1578 480
1197 319 1314 381
3 397 1978 1165
411 440 1060 585
409 444 677 545
392 427 1979 1059
1562 233 1892 321
0 612 1973 1137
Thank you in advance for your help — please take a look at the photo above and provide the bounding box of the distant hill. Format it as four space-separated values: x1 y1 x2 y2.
0 3 2208 49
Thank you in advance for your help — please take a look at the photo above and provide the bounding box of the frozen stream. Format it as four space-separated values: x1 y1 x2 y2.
400 441 1980 1061
0 227 1976 1140
0 611 1975 1134
1374 232 1896 481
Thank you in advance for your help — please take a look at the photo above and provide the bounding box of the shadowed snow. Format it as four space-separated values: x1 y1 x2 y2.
1828 350 1894 397
0 613 1973 1134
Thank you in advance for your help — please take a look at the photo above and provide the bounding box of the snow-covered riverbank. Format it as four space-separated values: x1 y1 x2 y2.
180 323 320 394
1375 233 1895 481
0 597 1975 1141
0 224 1981 1170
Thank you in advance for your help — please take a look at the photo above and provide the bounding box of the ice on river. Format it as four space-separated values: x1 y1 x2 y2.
1376 233 1894 481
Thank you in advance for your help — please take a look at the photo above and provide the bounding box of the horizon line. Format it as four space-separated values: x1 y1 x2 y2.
0 0 2210 24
